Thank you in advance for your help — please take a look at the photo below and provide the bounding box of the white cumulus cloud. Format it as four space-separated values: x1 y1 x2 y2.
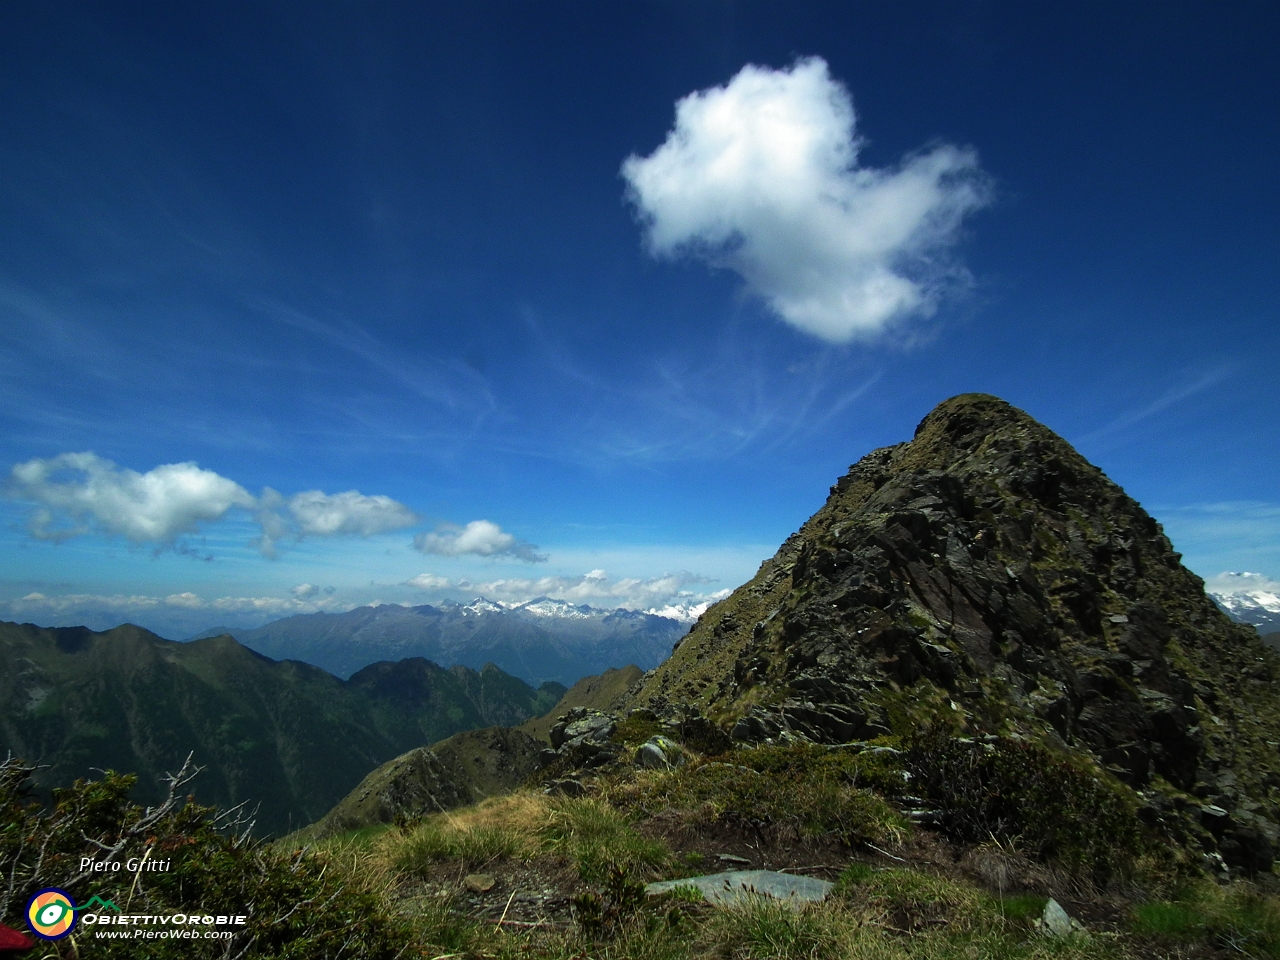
413 519 546 563
7 452 254 545
255 488 419 557
288 490 418 536
622 56 990 343
1207 571 1280 601
7 452 418 558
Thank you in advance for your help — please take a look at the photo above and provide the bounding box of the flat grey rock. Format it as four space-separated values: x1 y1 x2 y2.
1034 897 1088 939
646 870 833 907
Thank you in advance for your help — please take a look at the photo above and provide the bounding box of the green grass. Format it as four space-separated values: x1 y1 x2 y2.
616 745 910 847
385 791 673 884
706 898 837 960
1132 882 1280 957
392 820 531 875
997 894 1049 922
545 796 674 883
612 712 663 746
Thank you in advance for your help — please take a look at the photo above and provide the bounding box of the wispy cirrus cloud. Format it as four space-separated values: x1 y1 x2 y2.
262 301 497 422
1158 501 1280 583
1076 367 1232 446
623 57 989 344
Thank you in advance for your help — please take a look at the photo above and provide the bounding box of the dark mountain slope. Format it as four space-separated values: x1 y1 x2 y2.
631 394 1280 869
347 658 563 746
0 622 560 834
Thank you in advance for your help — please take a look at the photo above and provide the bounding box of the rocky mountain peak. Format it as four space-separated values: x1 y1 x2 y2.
629 393 1280 873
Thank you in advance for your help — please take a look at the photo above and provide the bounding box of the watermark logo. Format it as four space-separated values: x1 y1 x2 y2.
26 888 77 940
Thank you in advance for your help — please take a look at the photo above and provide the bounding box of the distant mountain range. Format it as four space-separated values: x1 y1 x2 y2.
197 597 688 685
1210 587 1280 634
0 620 563 835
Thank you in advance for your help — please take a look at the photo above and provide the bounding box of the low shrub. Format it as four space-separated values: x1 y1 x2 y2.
0 755 412 958
572 863 647 940
903 729 1144 880
612 713 663 746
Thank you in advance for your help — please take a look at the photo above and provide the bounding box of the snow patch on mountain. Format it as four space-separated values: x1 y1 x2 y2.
514 597 596 620
461 597 507 616
1207 572 1280 633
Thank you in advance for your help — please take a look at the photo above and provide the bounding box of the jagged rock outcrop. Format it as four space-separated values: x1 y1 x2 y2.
629 394 1280 873
537 707 625 774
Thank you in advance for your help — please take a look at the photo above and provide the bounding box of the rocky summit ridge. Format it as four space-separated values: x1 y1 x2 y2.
628 393 1280 872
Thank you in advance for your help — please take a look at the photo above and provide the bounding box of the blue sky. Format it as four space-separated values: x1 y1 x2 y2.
2 1 1278 639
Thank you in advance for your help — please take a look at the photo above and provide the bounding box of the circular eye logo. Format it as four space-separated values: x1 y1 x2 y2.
26 888 77 940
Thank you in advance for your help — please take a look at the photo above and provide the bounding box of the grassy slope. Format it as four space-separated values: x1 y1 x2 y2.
299 751 1280 960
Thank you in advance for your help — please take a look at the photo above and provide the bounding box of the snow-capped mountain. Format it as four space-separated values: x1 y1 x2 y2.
642 600 716 623
510 597 596 620
460 597 507 616
1208 572 1280 635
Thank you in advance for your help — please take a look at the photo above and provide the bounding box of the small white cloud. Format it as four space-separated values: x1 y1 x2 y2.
7 452 254 545
405 573 453 590
644 588 733 623
413 519 546 563
255 488 418 558
288 490 418 537
622 56 989 343
1206 571 1280 604
291 583 318 599
163 592 207 608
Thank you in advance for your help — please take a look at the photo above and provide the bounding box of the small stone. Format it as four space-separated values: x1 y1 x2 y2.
635 735 683 769
1109 615 1130 624
544 778 586 797
1033 898 1087 938
464 873 495 893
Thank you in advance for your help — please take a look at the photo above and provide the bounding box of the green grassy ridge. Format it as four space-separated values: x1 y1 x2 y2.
345 778 1280 960
0 620 562 834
